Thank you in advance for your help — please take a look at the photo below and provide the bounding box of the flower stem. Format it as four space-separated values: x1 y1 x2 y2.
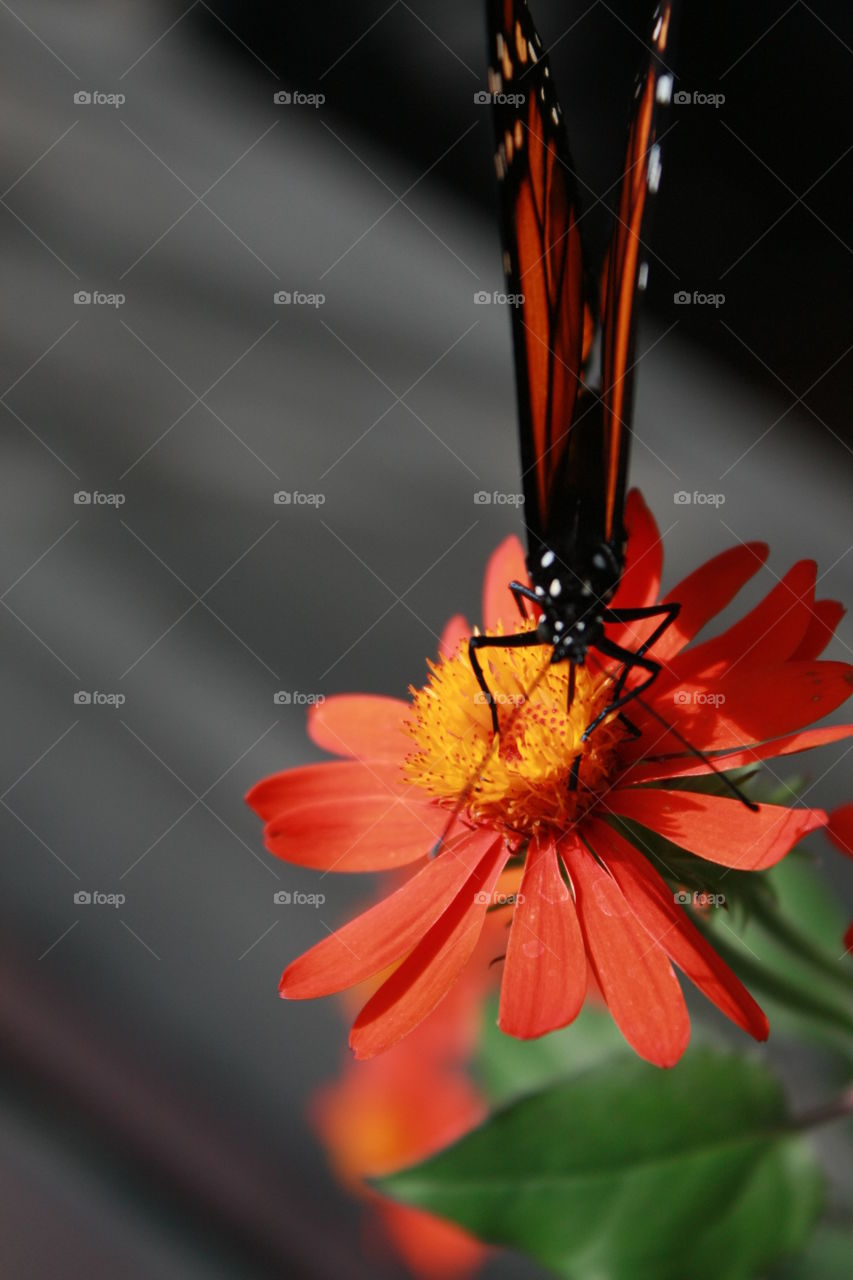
792 1085 853 1131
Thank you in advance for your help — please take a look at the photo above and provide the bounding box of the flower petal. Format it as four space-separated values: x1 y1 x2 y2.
638 660 853 756
482 535 529 629
250 760 447 871
498 835 587 1038
379 1202 487 1280
586 819 768 1040
609 489 662 616
607 787 826 870
652 542 768 663
662 561 817 683
560 835 690 1067
826 803 853 859
307 694 412 763
350 836 509 1057
279 828 501 999
247 759 395 820
439 613 470 660
622 723 853 786
790 600 845 660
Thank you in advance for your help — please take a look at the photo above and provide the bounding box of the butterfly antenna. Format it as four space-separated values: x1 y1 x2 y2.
630 691 761 812
583 650 759 811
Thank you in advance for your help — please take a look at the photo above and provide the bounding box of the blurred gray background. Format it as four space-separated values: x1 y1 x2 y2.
1 1 851 1276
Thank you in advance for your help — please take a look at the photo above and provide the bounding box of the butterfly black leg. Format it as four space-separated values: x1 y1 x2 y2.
468 630 543 735
618 712 642 739
601 602 680 703
596 632 761 812
509 580 539 620
581 634 662 741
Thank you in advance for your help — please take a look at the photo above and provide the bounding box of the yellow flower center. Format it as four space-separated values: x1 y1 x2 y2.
403 620 625 836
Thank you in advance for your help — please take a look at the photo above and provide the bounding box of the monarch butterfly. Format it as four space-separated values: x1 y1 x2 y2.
470 0 679 744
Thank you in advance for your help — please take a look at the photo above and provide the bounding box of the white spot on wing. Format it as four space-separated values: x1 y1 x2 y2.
638 261 649 291
657 73 673 104
648 142 662 193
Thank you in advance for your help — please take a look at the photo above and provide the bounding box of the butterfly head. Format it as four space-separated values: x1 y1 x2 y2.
528 542 621 663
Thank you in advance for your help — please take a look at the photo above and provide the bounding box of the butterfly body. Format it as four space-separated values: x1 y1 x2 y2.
527 537 621 664
469 0 677 738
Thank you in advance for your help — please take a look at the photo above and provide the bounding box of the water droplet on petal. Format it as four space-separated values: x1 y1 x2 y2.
592 878 630 917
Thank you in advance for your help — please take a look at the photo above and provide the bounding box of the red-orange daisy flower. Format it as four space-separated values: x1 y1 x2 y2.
247 492 853 1067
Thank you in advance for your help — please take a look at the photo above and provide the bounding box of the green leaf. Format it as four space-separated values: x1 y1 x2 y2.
475 998 629 1106
770 1226 853 1278
377 1050 823 1280
697 850 853 1054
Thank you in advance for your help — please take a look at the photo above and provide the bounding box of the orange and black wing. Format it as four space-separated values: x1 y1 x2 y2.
486 0 594 550
598 2 674 546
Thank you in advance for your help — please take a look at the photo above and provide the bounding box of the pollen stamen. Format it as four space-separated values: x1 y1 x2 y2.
403 621 625 835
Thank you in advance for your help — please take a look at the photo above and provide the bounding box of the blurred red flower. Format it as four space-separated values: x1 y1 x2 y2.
248 492 852 1067
826 804 853 955
311 908 503 1279
827 803 853 859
